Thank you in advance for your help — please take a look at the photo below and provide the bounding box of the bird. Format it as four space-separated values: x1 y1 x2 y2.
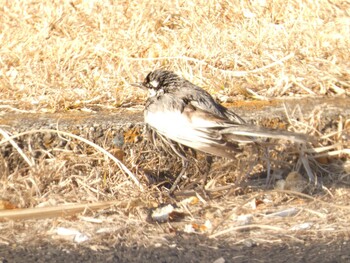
132 70 309 191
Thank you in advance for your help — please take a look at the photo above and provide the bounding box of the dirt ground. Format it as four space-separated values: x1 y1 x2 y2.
1 233 350 263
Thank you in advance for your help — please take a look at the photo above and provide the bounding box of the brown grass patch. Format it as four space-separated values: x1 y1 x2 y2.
0 0 349 113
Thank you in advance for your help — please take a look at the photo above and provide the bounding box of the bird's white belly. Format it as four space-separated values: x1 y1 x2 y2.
144 110 215 148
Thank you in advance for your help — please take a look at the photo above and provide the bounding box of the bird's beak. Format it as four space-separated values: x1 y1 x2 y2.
130 82 146 90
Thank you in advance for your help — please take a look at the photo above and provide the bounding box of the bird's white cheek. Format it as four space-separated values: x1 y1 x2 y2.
149 80 159 88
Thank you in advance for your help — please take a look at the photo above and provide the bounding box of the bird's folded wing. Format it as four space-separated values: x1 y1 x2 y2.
185 103 310 144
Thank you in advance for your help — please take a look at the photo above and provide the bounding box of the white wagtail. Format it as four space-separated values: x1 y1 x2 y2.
132 70 308 191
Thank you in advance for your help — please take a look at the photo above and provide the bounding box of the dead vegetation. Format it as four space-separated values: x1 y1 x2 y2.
0 106 349 252
0 0 349 113
0 0 350 261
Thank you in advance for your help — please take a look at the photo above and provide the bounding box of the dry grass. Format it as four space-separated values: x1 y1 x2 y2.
0 0 349 113
0 107 349 249
0 0 350 256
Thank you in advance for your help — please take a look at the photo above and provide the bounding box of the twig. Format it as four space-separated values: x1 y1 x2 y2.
0 128 34 167
0 200 128 220
209 224 284 239
273 189 350 210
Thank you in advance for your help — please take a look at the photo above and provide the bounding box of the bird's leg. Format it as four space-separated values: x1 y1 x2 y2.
298 144 315 183
201 155 213 188
169 157 189 193
156 133 190 193
264 146 272 187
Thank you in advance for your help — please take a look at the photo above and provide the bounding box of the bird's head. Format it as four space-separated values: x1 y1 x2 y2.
131 70 180 97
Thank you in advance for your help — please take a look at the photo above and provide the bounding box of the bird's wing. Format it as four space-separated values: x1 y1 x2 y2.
176 84 246 124
183 102 310 146
176 103 252 157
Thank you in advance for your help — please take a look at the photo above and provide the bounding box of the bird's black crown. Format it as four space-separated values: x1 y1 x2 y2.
143 70 182 91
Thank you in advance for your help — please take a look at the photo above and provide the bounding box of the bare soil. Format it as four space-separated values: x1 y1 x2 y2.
1 234 350 263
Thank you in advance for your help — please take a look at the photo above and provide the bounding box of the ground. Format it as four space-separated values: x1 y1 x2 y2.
1 98 349 262
1 235 350 263
0 1 350 262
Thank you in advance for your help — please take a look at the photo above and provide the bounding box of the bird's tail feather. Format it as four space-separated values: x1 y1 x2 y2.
220 125 310 144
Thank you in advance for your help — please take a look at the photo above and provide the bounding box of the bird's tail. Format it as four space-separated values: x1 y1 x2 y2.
220 125 310 144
